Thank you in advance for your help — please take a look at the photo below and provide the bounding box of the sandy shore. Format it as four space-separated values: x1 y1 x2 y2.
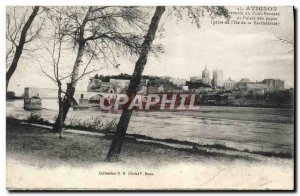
6 120 294 190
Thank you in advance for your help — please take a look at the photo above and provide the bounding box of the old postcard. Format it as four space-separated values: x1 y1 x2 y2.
6 6 294 190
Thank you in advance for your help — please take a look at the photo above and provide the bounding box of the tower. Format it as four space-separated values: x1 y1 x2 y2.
212 69 224 87
202 65 211 85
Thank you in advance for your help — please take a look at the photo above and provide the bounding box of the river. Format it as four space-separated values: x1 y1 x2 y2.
6 99 294 154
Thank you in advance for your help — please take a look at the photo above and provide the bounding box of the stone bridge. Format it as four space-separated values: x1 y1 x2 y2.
73 91 116 104
25 87 115 105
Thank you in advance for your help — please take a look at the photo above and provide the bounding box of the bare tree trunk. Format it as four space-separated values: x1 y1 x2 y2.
105 6 165 162
56 82 64 138
52 82 76 132
52 43 84 132
6 6 39 91
52 8 90 133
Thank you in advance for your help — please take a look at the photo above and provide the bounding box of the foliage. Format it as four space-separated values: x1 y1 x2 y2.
25 113 51 125
168 6 229 28
6 6 43 90
42 6 163 70
6 91 15 98
67 117 117 133
234 93 242 99
245 93 254 100
6 6 44 68
265 89 294 106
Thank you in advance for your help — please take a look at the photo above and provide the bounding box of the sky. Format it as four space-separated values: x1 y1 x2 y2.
7 6 294 96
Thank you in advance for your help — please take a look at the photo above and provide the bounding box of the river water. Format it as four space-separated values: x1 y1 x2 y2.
6 99 294 154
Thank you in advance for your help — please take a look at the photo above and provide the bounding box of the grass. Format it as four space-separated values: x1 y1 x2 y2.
9 113 118 134
7 120 248 167
24 113 52 126
7 115 294 160
66 117 117 133
125 134 294 159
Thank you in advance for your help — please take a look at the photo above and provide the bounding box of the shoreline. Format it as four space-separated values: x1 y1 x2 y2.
6 117 293 160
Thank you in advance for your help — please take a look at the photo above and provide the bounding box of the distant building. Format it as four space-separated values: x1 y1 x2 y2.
182 86 189 91
87 78 102 91
223 77 236 90
109 79 130 89
235 79 267 91
97 82 114 93
170 78 186 86
202 66 211 85
148 78 173 92
261 79 284 91
87 77 119 93
190 76 202 82
212 70 223 88
246 83 268 90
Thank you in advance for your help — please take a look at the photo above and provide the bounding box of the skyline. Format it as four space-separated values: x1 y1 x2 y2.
88 68 289 84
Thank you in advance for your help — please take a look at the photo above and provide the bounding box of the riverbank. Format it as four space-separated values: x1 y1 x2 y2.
6 118 294 190
7 116 293 159
6 118 259 166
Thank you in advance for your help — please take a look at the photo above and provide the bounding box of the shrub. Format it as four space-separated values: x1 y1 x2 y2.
6 91 15 99
234 93 242 99
25 113 51 125
67 117 117 133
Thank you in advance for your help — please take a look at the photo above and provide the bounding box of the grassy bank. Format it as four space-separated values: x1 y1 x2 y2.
7 119 259 167
6 119 295 190
10 115 293 159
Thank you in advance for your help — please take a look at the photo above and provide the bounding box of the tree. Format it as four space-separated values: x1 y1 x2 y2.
106 6 165 162
105 6 229 162
6 91 16 99
38 10 83 138
41 6 160 136
6 6 42 91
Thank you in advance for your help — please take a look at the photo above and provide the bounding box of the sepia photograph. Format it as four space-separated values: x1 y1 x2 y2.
5 4 295 191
